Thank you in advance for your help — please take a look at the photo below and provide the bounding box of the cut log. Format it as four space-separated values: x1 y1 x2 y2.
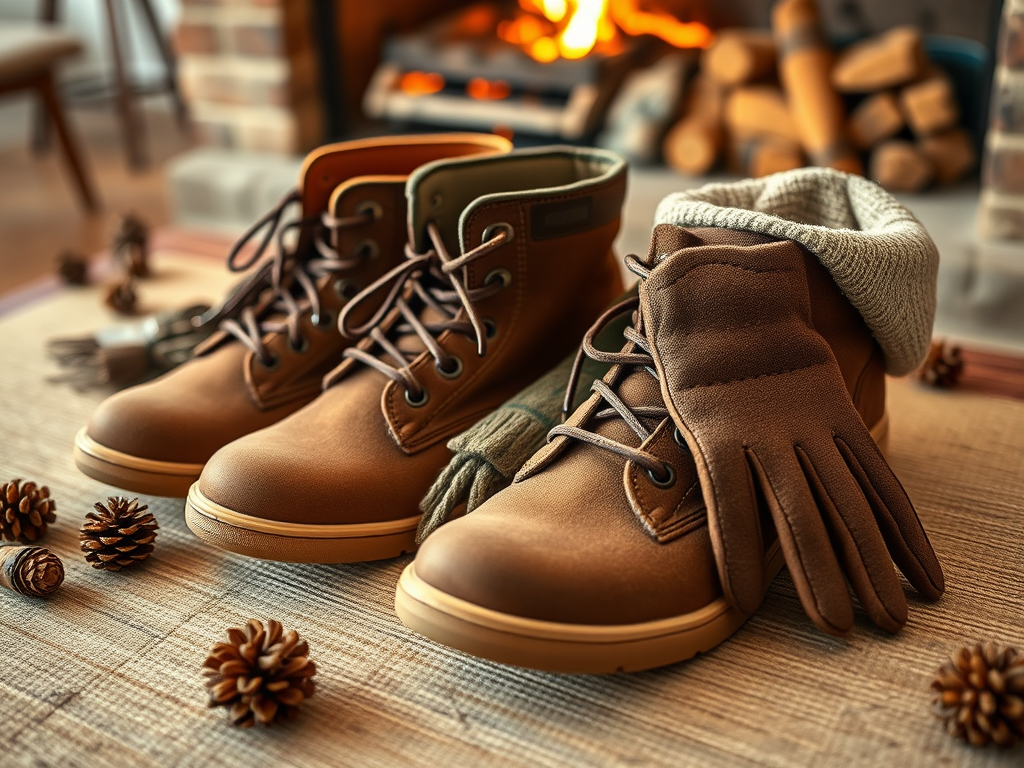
920 128 976 184
901 75 960 136
724 86 800 144
663 75 726 175
729 134 805 178
833 26 927 92
773 0 862 174
870 140 933 192
848 91 904 149
702 28 777 87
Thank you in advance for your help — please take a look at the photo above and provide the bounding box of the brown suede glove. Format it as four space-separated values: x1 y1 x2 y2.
640 239 945 636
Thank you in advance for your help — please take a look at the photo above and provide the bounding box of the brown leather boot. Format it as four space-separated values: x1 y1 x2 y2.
184 146 627 563
74 134 510 496
396 224 944 673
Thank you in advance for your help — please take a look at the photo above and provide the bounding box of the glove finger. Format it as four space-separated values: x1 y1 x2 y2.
835 435 945 600
699 441 767 616
746 447 854 636
796 444 907 634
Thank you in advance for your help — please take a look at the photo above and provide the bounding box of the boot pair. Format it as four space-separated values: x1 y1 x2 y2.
75 134 628 562
398 169 946 673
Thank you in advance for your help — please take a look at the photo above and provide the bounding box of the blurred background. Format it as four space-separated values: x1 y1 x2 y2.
0 0 1018 351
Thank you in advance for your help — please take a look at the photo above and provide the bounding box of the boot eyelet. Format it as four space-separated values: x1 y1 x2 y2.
436 356 463 380
334 279 360 300
356 200 383 221
353 239 379 259
647 463 676 489
289 335 309 354
484 268 512 289
483 318 498 339
482 222 514 244
405 387 429 407
312 310 334 329
673 426 687 448
258 353 279 371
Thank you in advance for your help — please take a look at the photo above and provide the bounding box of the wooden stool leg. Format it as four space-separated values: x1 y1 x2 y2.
104 0 146 169
135 0 188 127
38 74 100 213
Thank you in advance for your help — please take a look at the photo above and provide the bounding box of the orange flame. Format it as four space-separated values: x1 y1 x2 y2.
399 71 445 96
499 0 713 62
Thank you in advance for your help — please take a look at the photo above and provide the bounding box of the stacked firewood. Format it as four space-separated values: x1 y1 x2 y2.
663 0 975 191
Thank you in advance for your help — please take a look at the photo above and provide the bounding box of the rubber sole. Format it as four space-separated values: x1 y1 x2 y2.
394 414 892 674
395 543 785 674
73 428 203 497
185 483 421 563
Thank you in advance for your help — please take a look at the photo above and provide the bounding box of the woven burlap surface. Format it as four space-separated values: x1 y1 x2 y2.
0 250 1021 767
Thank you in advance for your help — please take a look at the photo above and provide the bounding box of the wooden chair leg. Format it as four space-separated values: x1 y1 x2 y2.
103 0 146 169
31 0 60 154
38 74 100 213
135 0 188 127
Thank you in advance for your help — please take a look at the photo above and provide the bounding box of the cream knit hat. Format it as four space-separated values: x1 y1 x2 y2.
654 167 939 376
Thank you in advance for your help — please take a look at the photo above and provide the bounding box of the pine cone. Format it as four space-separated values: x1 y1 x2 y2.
113 214 150 278
0 545 64 597
918 340 964 388
933 642 1024 747
104 278 138 315
80 497 158 571
203 619 317 728
57 251 89 286
0 480 56 543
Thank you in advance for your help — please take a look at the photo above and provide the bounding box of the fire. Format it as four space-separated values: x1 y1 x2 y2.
498 0 713 62
399 71 444 96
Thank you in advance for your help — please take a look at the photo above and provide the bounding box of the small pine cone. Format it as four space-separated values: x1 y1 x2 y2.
113 214 150 277
57 251 89 286
0 545 64 597
104 278 138 315
918 340 964 388
203 619 317 728
0 480 57 543
80 497 158 571
933 642 1024 747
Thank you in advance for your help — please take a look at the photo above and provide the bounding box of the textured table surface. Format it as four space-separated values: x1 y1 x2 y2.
0 244 1022 768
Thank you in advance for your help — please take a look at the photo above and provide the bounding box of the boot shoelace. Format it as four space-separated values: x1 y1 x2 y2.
205 189 378 366
337 220 510 403
550 254 683 487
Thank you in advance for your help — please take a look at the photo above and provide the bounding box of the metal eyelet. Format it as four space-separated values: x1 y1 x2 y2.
334 279 360 300
482 222 514 244
352 239 379 259
647 463 676 489
483 318 498 340
312 310 334 329
484 268 512 288
258 353 279 371
436 356 463 380
289 335 309 354
673 426 687 448
405 387 429 407
356 200 383 221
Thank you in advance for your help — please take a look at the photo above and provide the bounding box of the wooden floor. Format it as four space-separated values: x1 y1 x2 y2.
0 99 190 296
0 246 1021 767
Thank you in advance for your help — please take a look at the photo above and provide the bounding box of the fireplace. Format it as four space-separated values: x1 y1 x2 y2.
361 1 713 141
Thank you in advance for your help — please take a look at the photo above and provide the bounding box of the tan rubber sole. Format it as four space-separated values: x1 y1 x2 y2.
73 428 203 497
394 414 891 674
185 483 421 563
395 542 785 674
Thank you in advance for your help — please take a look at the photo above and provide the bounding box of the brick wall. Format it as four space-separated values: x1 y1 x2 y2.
173 0 322 155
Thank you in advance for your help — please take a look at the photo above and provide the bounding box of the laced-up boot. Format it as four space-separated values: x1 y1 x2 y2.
184 146 628 562
74 134 510 496
396 213 945 673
